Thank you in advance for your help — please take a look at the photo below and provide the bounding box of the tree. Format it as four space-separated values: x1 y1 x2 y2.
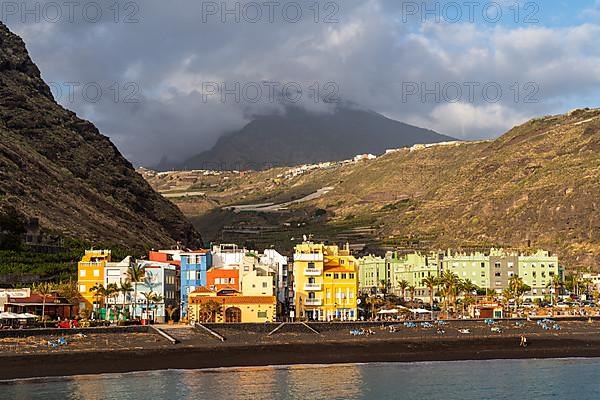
365 296 385 319
459 279 479 316
397 280 409 302
547 275 563 305
421 276 439 311
408 285 416 302
33 282 53 326
89 283 106 319
198 300 222 323
508 275 530 310
127 263 146 319
166 302 180 323
439 271 461 315
119 281 134 320
105 283 120 321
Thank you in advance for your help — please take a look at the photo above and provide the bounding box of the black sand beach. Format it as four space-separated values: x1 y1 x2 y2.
2 320 600 380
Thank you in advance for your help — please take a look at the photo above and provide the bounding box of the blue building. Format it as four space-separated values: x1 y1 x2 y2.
180 250 212 318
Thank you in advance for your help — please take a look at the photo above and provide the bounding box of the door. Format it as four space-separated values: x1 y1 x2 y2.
225 307 242 323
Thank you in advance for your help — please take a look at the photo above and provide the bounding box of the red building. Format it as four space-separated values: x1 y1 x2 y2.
4 294 75 320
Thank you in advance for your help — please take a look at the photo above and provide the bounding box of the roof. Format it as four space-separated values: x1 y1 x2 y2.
324 267 357 273
6 294 72 305
191 286 214 294
191 296 276 305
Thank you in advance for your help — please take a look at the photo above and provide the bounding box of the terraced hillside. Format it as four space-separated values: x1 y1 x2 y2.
143 109 600 268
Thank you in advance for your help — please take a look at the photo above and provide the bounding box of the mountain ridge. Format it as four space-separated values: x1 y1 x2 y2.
179 106 455 170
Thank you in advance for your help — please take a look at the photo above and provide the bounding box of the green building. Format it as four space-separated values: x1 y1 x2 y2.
358 255 386 294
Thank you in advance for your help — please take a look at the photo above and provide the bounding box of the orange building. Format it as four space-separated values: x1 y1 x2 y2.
206 269 239 291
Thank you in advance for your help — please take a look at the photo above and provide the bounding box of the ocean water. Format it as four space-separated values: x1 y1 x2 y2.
2 358 599 399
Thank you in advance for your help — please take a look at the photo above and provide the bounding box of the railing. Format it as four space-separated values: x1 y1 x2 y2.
304 298 323 306
294 253 324 262
304 284 322 291
78 262 103 267
304 268 322 276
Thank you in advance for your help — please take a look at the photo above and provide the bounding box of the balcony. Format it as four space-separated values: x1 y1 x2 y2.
304 298 322 306
304 268 322 276
304 283 322 291
295 253 324 262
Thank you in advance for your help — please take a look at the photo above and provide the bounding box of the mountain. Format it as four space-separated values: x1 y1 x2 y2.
180 106 455 170
144 108 600 267
0 22 201 249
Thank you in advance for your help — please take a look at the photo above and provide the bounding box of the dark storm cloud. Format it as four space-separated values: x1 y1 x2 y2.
4 0 600 165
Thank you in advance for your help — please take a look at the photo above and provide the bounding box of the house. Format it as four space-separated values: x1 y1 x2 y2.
188 286 276 323
77 249 112 311
3 293 75 320
293 242 358 321
134 261 178 323
179 250 212 319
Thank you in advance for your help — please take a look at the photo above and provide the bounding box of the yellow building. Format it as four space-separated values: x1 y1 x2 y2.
77 249 111 311
293 242 358 321
188 287 276 323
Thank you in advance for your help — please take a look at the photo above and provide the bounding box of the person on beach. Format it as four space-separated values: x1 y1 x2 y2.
520 335 528 347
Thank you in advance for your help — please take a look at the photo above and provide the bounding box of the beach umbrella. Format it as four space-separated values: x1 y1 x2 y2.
0 312 19 319
22 313 39 319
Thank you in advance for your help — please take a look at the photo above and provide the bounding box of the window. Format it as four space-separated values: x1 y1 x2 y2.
341 273 347 279
79 285 86 292
495 263 501 269
349 273 355 279
244 266 249 271
80 270 86 277
326 273 332 277
308 262 315 269
481 272 485 277
508 262 514 268
93 269 100 277
334 273 339 279
495 272 501 277
230 278 236 284
340 260 345 265
262 282 268 288
258 311 267 318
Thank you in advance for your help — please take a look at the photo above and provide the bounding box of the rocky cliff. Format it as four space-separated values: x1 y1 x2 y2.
0 22 202 249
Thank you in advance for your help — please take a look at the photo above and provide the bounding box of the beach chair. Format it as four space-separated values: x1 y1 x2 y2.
553 324 561 331
47 341 58 348
57 337 68 346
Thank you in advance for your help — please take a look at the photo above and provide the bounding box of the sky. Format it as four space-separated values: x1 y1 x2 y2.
3 0 600 166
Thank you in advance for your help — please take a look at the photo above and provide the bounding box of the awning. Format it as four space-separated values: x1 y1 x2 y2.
377 309 399 314
0 312 19 319
410 308 432 314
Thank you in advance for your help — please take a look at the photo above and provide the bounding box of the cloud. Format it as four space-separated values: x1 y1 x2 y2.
3 0 600 165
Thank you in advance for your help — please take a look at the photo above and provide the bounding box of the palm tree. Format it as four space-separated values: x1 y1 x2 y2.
127 263 146 319
119 281 134 320
397 280 409 302
459 279 479 316
547 275 563 305
422 276 438 310
408 285 416 302
89 283 106 319
33 282 53 326
440 271 461 315
508 275 530 311
501 288 512 312
365 296 384 319
105 283 119 321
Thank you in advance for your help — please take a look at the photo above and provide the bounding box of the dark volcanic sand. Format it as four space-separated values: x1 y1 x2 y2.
2 320 600 380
